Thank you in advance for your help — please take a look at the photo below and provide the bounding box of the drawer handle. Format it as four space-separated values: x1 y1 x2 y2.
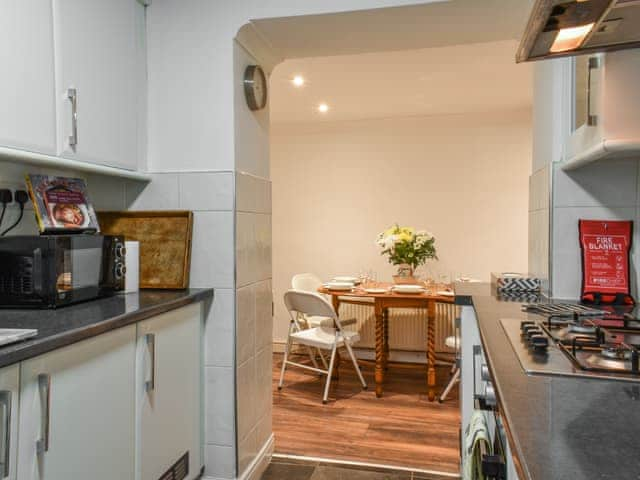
145 334 156 393
36 374 50 455
67 88 78 147
0 391 11 478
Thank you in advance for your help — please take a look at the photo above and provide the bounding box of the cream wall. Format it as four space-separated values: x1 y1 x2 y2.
272 109 532 342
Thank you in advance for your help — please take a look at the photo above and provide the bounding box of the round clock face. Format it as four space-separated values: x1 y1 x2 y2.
244 65 267 111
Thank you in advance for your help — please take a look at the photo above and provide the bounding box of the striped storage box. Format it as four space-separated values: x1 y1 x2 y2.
491 272 541 293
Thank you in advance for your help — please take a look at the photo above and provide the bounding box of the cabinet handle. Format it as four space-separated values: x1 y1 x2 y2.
0 391 11 478
36 374 50 455
67 88 78 147
145 334 156 392
587 57 599 127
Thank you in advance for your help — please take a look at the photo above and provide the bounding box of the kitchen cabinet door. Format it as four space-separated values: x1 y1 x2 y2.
53 0 145 170
16 325 136 480
0 0 56 155
0 365 20 480
136 303 202 480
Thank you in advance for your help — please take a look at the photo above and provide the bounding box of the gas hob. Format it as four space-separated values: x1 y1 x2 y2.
501 303 640 382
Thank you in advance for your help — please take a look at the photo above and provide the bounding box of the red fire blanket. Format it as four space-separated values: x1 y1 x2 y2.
579 219 634 305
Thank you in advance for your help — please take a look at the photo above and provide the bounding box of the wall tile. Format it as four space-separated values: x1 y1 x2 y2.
125 173 180 210
529 164 550 212
528 209 550 282
255 346 272 421
553 160 639 208
190 211 234 289
205 366 235 446
255 408 272 452
255 214 272 282
236 212 255 288
255 280 273 353
205 289 234 367
552 206 636 299
237 429 258 477
236 172 272 214
236 285 256 366
204 444 235 479
85 174 127 211
179 172 234 211
236 357 257 444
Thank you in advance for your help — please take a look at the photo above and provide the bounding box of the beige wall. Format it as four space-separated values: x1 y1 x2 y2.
271 109 532 341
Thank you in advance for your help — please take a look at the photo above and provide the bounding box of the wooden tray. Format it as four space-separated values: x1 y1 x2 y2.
98 211 193 289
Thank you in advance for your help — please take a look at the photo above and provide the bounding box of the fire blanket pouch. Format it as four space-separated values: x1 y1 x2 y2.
579 219 634 305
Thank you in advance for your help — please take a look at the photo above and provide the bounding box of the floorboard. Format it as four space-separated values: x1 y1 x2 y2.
272 352 461 474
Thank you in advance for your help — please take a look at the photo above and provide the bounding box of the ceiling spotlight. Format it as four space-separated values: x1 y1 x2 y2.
292 75 305 87
318 103 329 113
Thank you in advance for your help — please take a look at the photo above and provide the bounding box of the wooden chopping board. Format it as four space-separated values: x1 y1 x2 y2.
98 211 193 289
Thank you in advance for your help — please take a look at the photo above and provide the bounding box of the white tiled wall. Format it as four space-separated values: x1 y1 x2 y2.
125 170 238 479
550 160 640 299
235 171 273 478
528 164 550 285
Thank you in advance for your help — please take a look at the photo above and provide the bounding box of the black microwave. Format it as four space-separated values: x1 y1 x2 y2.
0 235 125 308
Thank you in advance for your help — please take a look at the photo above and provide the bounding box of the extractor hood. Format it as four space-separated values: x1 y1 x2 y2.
517 0 640 62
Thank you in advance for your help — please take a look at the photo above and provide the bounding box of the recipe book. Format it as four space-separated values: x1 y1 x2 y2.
25 174 100 234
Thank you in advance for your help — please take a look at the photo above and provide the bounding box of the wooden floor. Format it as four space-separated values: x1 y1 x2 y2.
272 352 461 475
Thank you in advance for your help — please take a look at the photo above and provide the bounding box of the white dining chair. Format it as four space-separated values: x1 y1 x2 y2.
291 273 335 328
438 315 460 403
279 289 368 403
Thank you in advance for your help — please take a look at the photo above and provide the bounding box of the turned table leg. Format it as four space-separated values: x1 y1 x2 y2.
426 300 437 401
383 308 390 371
331 294 341 380
375 302 385 398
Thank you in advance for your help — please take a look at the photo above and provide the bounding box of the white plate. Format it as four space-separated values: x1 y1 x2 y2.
364 288 387 294
333 276 359 284
392 285 425 294
325 282 353 291
437 290 455 297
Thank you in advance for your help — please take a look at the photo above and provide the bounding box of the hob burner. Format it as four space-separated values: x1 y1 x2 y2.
601 346 633 360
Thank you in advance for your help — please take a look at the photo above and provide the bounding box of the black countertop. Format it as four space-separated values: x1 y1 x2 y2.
0 289 213 368
456 283 640 480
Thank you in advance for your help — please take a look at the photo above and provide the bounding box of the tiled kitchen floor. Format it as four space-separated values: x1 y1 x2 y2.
261 457 459 480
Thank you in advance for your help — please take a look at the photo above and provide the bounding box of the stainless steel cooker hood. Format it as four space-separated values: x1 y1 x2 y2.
517 0 640 62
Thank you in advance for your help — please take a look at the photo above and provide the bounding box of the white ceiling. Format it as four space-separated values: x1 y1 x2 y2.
270 39 533 124
252 0 533 59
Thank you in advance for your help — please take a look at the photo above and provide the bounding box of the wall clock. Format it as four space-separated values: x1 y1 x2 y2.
244 65 267 111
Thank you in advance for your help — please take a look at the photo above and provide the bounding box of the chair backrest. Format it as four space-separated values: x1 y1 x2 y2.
284 290 339 326
291 273 323 292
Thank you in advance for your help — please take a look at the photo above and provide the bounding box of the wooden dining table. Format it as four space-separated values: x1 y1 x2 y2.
317 282 455 401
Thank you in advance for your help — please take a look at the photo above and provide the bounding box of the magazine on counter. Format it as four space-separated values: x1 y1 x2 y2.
25 174 100 234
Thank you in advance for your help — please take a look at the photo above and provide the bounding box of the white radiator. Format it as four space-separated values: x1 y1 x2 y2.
338 302 458 353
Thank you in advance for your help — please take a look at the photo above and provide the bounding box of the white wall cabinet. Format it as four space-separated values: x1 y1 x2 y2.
53 0 145 171
564 49 640 170
16 325 137 480
0 0 57 155
136 303 203 480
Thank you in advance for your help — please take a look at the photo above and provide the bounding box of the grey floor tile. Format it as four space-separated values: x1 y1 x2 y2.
261 462 316 480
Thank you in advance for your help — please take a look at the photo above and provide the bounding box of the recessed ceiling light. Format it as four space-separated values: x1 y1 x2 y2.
550 23 595 53
292 75 305 87
318 103 329 113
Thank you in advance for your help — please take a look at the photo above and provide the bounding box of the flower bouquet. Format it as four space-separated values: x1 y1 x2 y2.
376 225 437 284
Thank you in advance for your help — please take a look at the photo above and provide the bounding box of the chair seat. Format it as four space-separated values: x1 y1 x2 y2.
445 335 460 349
291 327 361 350
306 315 334 328
305 315 357 328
